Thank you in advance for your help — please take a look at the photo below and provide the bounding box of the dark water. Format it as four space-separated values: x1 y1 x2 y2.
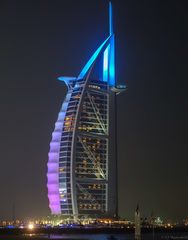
2 232 188 240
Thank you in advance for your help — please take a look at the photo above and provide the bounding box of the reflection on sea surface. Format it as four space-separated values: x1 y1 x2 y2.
1 232 188 240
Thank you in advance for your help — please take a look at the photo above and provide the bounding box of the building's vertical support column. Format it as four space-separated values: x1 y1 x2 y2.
114 92 119 219
107 90 117 218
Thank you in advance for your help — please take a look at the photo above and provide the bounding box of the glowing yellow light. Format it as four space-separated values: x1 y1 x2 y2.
28 223 34 230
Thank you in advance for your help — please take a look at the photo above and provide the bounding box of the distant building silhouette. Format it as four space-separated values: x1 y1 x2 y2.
135 204 141 240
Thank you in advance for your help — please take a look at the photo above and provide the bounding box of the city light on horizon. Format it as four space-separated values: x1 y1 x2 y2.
28 223 34 230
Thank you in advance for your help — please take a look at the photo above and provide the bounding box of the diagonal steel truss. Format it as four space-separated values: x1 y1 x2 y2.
86 92 107 134
76 183 98 205
78 136 106 180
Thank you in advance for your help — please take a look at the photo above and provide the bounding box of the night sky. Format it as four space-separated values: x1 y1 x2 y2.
0 0 187 222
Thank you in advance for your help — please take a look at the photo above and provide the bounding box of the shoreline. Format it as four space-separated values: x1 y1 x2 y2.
0 226 188 235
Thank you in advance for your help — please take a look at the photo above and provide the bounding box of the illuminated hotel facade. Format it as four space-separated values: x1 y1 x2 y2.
47 2 125 219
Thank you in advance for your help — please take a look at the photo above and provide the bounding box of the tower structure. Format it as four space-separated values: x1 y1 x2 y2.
47 2 125 219
135 205 141 240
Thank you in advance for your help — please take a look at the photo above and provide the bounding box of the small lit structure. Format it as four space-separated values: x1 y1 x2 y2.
28 223 34 230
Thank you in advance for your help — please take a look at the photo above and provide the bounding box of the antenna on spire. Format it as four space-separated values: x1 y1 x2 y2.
109 1 113 35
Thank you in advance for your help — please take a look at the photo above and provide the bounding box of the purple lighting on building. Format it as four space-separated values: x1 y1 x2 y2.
47 98 70 214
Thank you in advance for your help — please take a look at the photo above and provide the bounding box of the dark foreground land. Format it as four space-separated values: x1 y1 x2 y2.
0 226 188 239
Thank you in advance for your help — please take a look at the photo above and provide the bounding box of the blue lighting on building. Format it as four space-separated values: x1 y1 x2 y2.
58 76 76 88
109 35 115 86
73 1 115 86
78 36 111 80
109 1 113 35
103 45 110 82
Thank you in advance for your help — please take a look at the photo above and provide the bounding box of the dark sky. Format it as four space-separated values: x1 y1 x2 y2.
0 0 187 222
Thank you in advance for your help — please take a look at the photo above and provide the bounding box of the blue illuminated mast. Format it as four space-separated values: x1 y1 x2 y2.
103 1 115 86
103 1 126 92
109 1 113 35
109 1 115 86
78 1 115 84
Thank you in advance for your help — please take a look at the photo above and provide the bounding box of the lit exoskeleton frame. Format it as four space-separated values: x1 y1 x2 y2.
47 2 126 218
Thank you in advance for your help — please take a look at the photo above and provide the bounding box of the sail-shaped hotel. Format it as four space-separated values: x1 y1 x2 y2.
47 2 125 219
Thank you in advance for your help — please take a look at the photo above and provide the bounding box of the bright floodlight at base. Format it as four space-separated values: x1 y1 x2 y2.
28 223 34 230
